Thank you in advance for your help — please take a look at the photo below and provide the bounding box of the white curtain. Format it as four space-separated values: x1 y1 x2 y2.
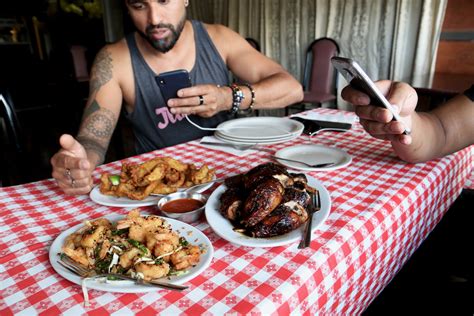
189 0 447 112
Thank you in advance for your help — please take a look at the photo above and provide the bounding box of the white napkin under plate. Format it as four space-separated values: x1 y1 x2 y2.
194 136 259 157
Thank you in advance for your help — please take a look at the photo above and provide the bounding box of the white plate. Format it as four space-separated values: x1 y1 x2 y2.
204 176 331 248
49 214 214 293
89 186 161 207
90 180 216 207
214 132 299 145
216 117 304 140
275 144 352 171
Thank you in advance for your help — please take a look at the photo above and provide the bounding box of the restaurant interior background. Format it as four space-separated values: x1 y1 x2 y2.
0 0 473 313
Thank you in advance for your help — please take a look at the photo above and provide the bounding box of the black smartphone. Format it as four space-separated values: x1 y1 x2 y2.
331 56 411 135
290 117 351 135
155 69 192 104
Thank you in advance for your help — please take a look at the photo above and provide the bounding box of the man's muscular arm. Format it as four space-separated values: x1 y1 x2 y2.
76 47 122 167
50 45 124 195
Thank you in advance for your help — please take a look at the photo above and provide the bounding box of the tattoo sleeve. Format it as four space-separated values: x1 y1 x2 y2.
89 48 113 95
77 99 118 165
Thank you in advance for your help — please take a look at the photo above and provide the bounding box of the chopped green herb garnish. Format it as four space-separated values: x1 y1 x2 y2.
94 243 102 259
95 255 112 273
111 228 129 236
128 239 148 254
179 237 189 247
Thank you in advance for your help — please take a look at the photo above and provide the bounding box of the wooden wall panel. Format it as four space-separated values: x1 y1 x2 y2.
435 41 474 74
442 0 474 31
433 0 474 94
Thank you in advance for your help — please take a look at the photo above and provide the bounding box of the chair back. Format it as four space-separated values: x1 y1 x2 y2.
70 45 90 82
303 37 340 102
0 88 24 153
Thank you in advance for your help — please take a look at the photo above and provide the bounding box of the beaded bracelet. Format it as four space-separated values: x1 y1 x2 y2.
228 84 245 114
238 83 255 115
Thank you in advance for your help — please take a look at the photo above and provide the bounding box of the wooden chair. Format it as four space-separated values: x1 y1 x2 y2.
0 88 28 186
286 37 340 115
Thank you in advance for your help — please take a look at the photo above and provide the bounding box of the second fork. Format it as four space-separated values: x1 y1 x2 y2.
58 255 188 291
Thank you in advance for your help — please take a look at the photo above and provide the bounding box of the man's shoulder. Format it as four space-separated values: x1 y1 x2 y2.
202 22 235 39
101 38 129 57
93 38 130 66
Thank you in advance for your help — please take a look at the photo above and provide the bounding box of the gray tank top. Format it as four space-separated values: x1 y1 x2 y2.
125 20 232 154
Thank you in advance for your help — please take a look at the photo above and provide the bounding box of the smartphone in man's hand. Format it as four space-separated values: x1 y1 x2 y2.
155 69 192 105
331 56 411 135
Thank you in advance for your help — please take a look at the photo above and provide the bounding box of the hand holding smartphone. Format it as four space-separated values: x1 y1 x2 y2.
155 69 192 105
331 57 411 135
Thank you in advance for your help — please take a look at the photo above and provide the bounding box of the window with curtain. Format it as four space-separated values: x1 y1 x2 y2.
188 0 447 112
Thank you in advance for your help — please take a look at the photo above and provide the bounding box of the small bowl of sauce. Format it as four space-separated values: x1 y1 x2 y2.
157 192 207 223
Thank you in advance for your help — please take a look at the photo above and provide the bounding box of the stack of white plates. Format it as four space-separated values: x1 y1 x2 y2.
214 117 304 145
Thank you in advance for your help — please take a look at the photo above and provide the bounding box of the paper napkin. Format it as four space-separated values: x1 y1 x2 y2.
194 136 258 157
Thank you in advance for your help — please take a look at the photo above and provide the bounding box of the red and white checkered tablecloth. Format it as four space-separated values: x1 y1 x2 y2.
1 108 473 315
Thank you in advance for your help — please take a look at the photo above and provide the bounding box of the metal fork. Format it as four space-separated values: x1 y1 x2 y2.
58 255 188 291
272 156 336 168
298 191 321 249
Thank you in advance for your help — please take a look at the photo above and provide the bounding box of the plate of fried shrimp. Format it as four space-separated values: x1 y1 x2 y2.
49 210 214 293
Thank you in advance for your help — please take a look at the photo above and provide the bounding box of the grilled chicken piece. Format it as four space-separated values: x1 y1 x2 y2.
248 201 309 238
290 173 308 184
289 173 318 194
241 177 284 227
219 187 244 221
281 187 310 208
224 174 245 189
244 163 292 190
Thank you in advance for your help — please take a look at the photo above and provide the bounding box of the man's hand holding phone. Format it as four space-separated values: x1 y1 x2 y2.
156 69 230 118
341 80 417 145
168 84 230 118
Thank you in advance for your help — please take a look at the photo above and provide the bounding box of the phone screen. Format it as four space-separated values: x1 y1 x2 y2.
155 69 192 104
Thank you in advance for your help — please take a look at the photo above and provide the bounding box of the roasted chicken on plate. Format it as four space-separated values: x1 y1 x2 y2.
219 163 318 238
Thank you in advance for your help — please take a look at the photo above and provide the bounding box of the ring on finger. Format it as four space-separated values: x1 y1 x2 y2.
71 178 76 188
65 168 72 179
198 95 204 106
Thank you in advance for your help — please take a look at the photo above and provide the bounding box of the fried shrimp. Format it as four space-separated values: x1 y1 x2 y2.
117 209 167 242
170 245 201 270
80 225 108 248
61 210 201 282
119 247 142 269
146 231 180 260
135 262 170 281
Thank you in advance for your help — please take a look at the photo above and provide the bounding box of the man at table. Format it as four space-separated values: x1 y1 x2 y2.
341 81 474 163
50 0 303 195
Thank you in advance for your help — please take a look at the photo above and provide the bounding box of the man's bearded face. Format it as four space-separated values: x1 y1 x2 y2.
137 13 186 53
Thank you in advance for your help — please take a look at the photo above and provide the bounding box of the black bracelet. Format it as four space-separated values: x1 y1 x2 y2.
239 83 255 115
228 84 245 114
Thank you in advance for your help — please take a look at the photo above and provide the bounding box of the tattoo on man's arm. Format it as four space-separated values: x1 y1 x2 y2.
78 100 118 165
76 137 107 165
83 99 101 120
89 49 113 94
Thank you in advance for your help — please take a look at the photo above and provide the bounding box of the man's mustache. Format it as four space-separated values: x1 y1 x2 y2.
146 23 175 34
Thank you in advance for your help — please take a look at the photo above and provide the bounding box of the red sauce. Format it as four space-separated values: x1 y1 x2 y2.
161 198 204 213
